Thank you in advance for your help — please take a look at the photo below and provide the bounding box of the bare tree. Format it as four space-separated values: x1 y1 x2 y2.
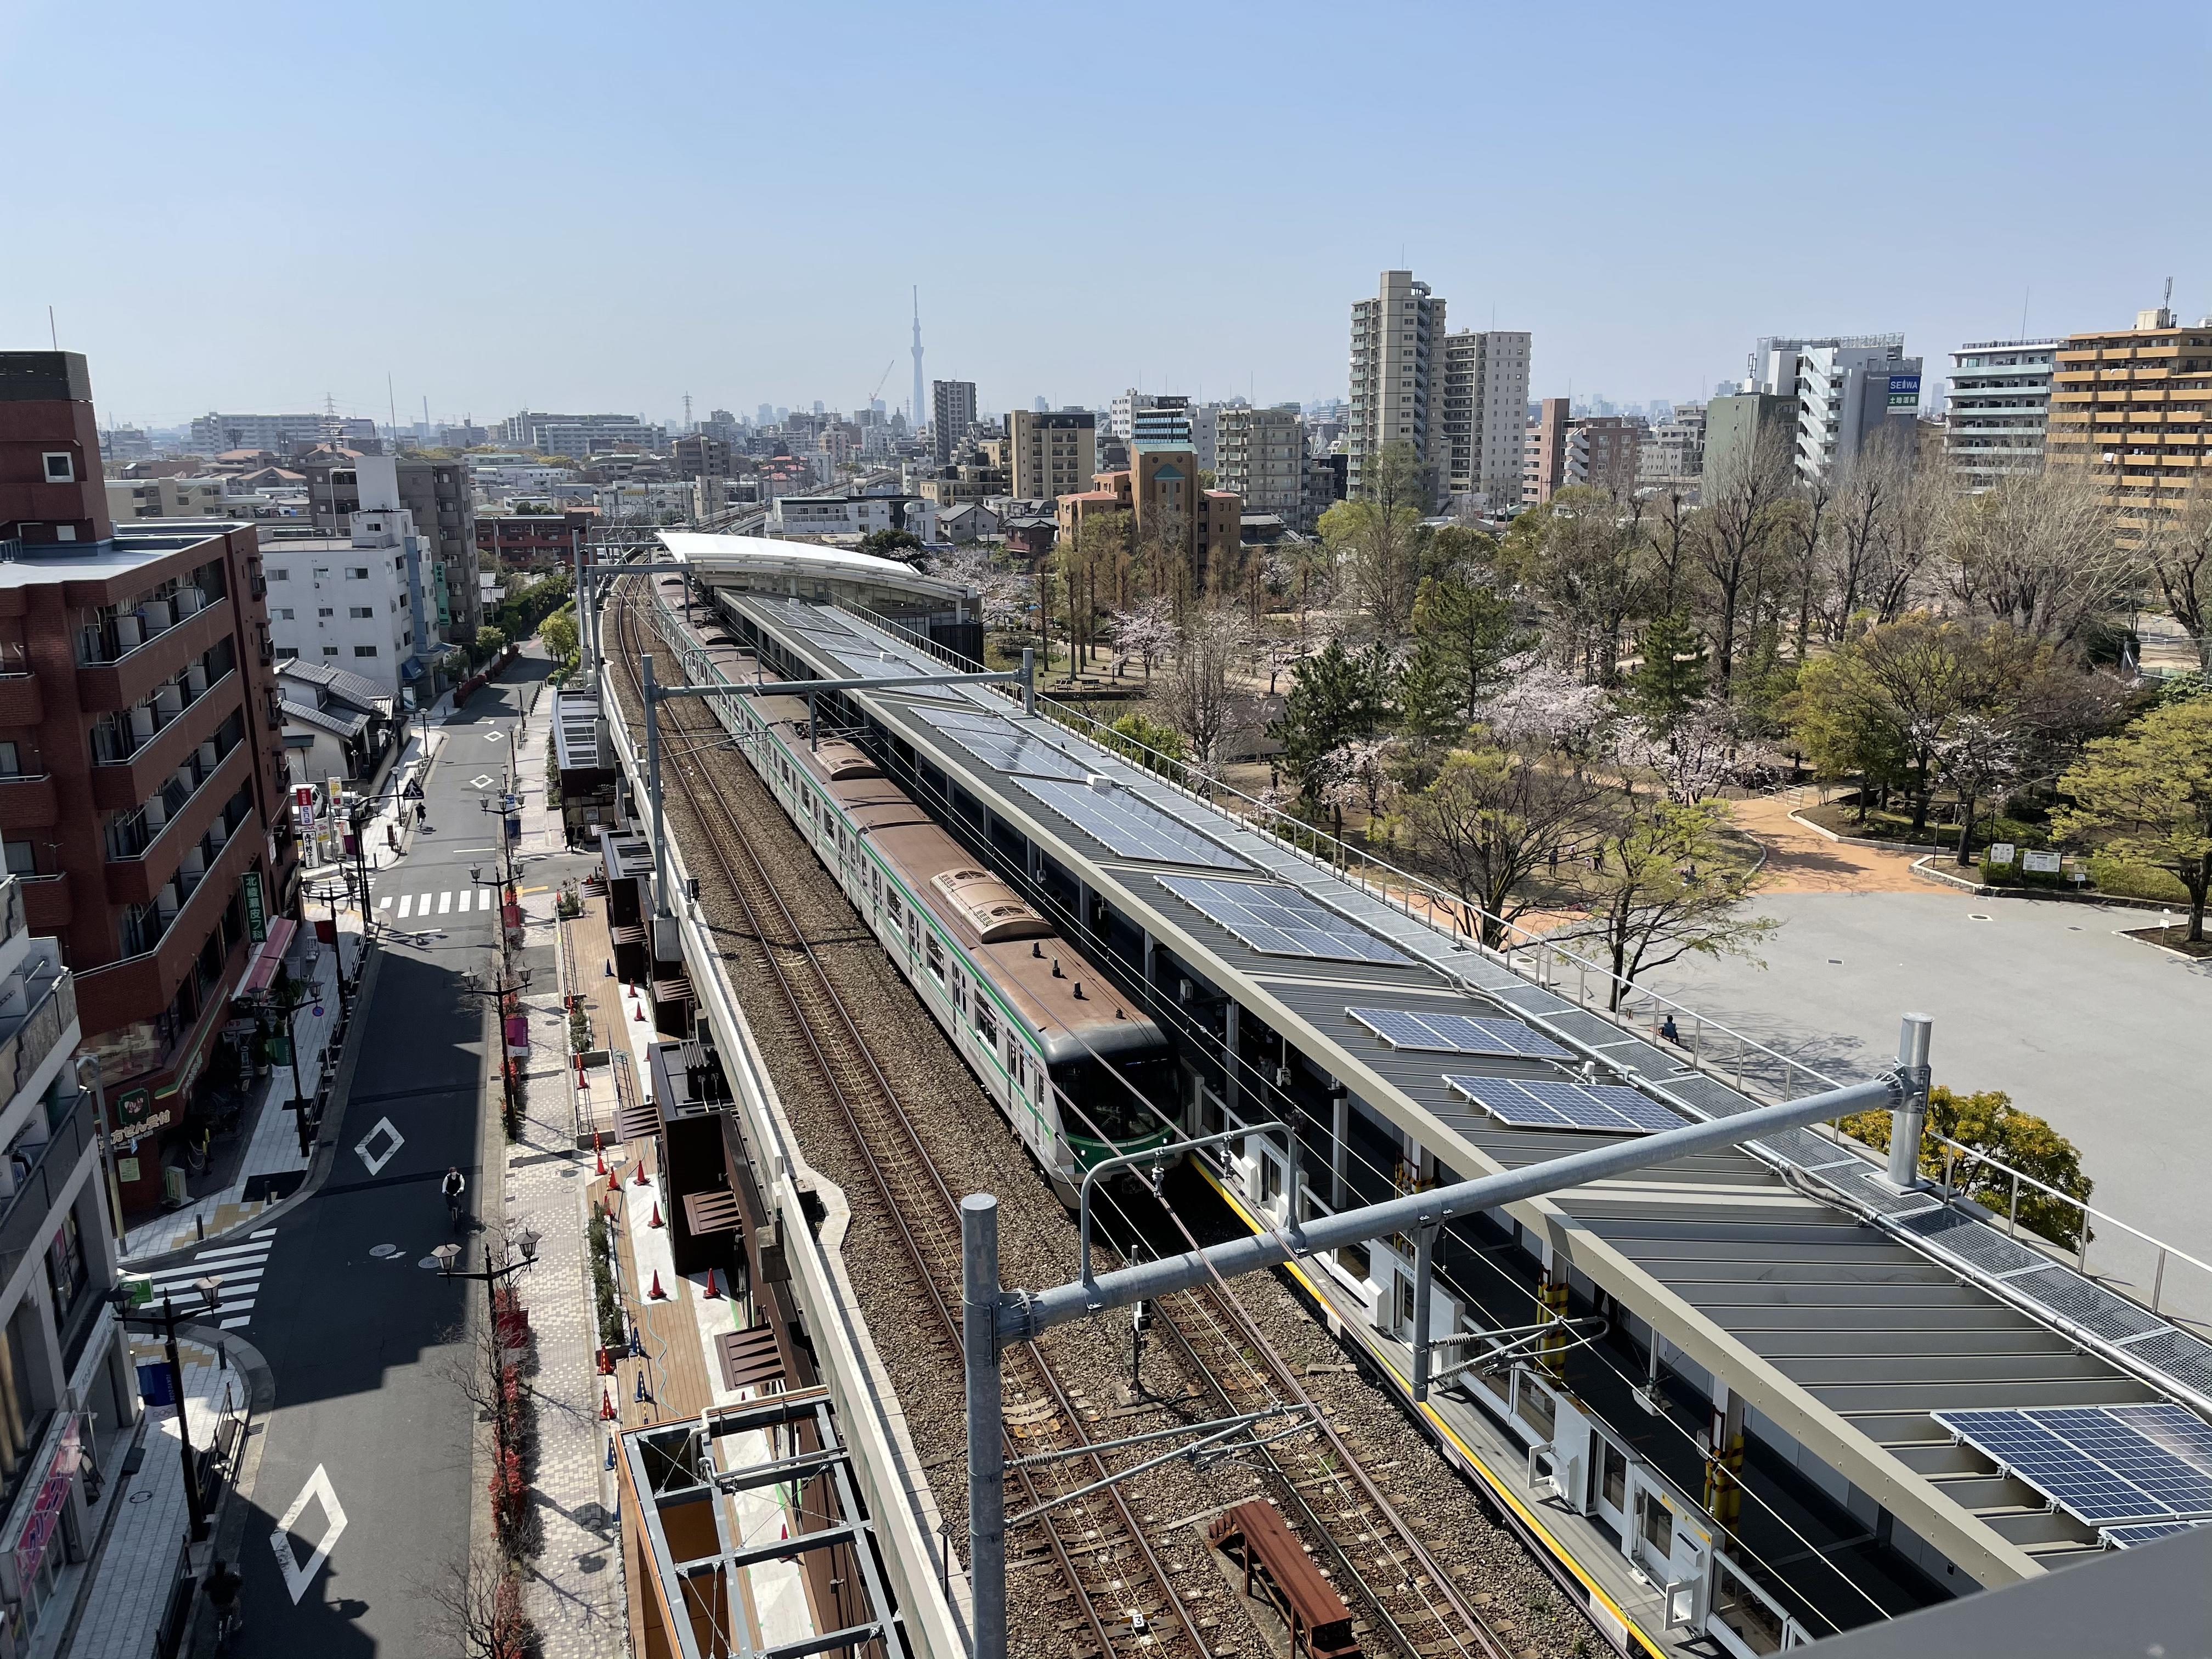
2140 483 2212 674
1322 439 1429 644
1153 603 1254 777
1696 422 1797 691
1396 745 1610 947
1821 439 1903 637
1642 487 1701 618
419 1544 533 1659
1945 466 2130 646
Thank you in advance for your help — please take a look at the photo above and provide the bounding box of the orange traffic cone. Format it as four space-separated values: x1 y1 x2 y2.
594 1135 606 1177
702 1268 720 1299
647 1201 663 1229
633 1001 646 1023
632 1159 650 1187
600 1387 616 1421
648 1269 667 1300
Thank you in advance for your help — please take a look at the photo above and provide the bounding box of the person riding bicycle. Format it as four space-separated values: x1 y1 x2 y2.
442 1166 466 1217
204 1558 244 1636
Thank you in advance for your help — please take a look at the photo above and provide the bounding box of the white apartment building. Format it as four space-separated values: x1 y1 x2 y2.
1347 270 1443 499
1748 335 1922 482
1945 339 2059 490
1215 407 1306 526
766 495 939 543
105 477 233 522
1638 402 1707 493
0 874 135 1652
1439 329 1531 509
261 506 437 697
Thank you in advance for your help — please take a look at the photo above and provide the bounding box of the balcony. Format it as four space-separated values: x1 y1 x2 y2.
0 1082 94 1299
103 740 251 908
0 675 40 727
0 955 74 1109
75 599 230 715
75 806 260 1038
17 877 66 933
0 773 57 833
89 670 241 810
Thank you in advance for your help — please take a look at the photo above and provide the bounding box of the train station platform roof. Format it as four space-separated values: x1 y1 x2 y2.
656 530 973 614
696 584 2212 1602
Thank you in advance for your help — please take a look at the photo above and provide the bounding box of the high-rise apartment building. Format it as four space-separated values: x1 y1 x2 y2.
1748 336 1921 482
1130 397 1192 449
1440 329 1531 509
930 380 977 465
189 411 376 454
391 455 478 636
1215 407 1305 526
1943 340 2059 493
1637 402 1707 493
1521 397 1570 507
0 352 300 1220
2047 306 2212 551
1701 392 1801 495
1007 410 1097 501
1347 270 1443 499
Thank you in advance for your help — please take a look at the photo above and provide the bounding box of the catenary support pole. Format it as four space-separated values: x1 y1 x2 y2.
1020 647 1035 716
962 1195 1007 1659
1411 1223 1436 1402
574 534 592 681
1887 1014 1933 1189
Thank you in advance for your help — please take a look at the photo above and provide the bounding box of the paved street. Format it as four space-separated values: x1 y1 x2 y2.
1643 888 2212 1328
217 660 551 1656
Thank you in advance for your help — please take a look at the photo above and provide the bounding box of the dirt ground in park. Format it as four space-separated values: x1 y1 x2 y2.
1726 787 1928 895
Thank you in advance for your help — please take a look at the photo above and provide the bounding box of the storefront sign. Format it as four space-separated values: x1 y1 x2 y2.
13 1418 81 1584
242 871 267 943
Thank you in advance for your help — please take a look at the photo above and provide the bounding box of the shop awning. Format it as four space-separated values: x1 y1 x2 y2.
239 918 299 998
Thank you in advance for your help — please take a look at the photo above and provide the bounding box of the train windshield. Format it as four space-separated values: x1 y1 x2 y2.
1054 1054 1177 1150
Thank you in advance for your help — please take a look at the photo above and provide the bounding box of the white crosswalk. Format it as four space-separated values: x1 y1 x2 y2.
379 889 498 919
138 1228 277 1331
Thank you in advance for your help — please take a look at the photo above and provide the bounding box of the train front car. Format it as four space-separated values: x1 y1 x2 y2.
967 926 1181 1178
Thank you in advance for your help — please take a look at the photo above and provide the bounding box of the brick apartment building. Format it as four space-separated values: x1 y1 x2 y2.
0 352 299 1214
477 507 593 573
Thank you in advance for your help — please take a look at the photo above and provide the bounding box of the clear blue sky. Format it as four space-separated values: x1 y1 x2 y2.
7 1 2208 431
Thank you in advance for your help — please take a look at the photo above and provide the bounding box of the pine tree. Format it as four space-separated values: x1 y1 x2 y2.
1624 612 1708 731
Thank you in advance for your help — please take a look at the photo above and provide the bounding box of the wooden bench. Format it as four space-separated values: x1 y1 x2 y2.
1207 1499 1358 1658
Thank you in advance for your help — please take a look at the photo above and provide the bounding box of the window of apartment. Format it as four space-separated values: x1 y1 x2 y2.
275 607 295 620
41 452 74 483
43 1209 87 1324
354 645 377 658
350 606 374 619
2 842 33 876
317 607 334 618
347 566 370 580
0 744 18 777
266 567 289 583
322 646 338 657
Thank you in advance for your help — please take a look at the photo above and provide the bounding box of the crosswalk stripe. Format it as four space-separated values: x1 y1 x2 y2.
144 1256 267 1283
417 893 432 914
161 1240 273 1264
219 1316 253 1329
396 895 413 918
438 891 453 914
378 896 391 911
481 890 495 911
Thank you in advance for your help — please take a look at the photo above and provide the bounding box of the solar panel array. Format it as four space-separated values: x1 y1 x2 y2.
1153 875 1412 966
1349 1006 1570 1058
1444 1075 1686 1135
2102 1519 2205 1549
910 708 1092 781
1934 1404 2212 1526
1011 777 1249 870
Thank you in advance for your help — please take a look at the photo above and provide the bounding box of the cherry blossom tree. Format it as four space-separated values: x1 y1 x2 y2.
1612 697 1745 806
1110 595 1178 682
1474 655 1609 753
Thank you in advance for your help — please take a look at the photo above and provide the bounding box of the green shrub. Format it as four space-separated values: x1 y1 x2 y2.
586 1212 625 1352
2086 856 2192 904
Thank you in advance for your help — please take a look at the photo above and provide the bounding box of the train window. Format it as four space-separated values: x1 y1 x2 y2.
905 912 919 952
925 934 945 984
1602 1440 1627 1513
977 1001 998 1047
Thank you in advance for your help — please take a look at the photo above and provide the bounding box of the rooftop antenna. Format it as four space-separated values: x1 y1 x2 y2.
388 372 398 438
2019 285 2030 341
47 307 57 351
682 393 692 432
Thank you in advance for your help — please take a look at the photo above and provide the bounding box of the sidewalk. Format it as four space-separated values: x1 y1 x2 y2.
30 1339 241 1659
119 935 349 1263
499 677 628 1656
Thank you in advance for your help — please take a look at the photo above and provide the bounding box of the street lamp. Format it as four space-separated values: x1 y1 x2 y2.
109 1277 225 1541
433 1232 542 1444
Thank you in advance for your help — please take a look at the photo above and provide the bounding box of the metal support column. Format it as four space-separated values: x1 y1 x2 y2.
1020 648 1035 715
574 535 593 681
1886 1013 1933 1188
642 654 669 919
1411 1223 1436 1402
1224 1002 1241 1121
1329 1086 1351 1211
962 1194 1007 1659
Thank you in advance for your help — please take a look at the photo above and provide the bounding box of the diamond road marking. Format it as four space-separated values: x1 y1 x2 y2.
354 1117 404 1176
270 1464 348 1605
471 773 496 789
486 731 505 743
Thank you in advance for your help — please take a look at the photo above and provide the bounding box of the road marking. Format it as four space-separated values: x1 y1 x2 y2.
220 1316 253 1330
417 892 432 914
470 772 496 788
270 1465 348 1605
377 896 392 911
396 895 413 919
481 890 496 911
438 891 453 915
354 1116 404 1176
369 1243 402 1259
486 731 504 743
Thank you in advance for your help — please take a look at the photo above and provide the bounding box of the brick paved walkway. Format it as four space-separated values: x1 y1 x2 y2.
503 684 628 1657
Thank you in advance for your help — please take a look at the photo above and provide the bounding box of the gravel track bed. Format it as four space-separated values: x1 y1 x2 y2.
612 599 1602 1659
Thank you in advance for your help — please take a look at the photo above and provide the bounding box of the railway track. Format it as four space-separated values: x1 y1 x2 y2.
605 575 1593 1659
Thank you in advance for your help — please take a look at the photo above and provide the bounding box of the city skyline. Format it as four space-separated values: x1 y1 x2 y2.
6 2 2208 428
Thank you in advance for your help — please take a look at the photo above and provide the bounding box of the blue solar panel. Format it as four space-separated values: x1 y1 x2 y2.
911 709 1092 780
1153 876 1413 965
1010 777 1250 870
1934 1404 2212 1526
1444 1075 1685 1135
1349 1006 1570 1058
2103 1520 2205 1549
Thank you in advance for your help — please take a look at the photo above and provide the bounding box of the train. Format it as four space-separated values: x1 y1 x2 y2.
719 672 1180 1201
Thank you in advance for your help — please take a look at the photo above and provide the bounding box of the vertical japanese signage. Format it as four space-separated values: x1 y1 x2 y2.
242 871 266 942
